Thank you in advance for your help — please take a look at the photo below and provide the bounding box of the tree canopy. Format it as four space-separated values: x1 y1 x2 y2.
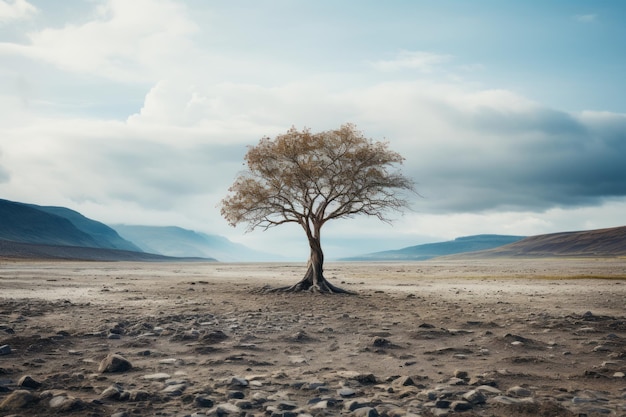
220 124 415 293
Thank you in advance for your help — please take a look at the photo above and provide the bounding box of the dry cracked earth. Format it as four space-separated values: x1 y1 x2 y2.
1 259 626 417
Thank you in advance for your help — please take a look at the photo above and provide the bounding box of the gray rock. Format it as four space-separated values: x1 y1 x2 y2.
142 372 171 381
344 399 370 411
462 389 486 404
100 384 123 400
475 385 502 395
277 400 298 410
434 399 451 408
454 370 468 379
506 386 532 397
229 376 249 387
162 383 186 396
354 373 378 384
310 399 330 409
492 395 522 404
450 400 472 411
98 353 132 373
392 375 415 387
338 388 357 397
233 399 253 410
352 406 379 417
49 395 86 412
0 345 11 355
371 336 392 348
447 377 467 385
215 402 242 414
195 395 214 408
0 389 39 410
228 390 245 399
17 375 42 389
128 389 150 401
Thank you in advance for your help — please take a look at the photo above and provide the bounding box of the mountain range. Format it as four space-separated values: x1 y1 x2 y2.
1 198 624 261
0 199 214 261
111 225 277 262
342 234 526 261
452 226 626 258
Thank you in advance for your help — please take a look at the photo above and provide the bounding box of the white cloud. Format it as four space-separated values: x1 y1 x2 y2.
1 1 625 259
0 0 198 82
370 50 452 72
0 0 36 22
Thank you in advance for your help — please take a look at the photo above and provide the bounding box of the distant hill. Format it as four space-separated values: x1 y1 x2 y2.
26 204 143 252
0 239 209 262
111 225 277 262
342 234 526 261
455 226 626 258
0 198 214 261
0 198 137 251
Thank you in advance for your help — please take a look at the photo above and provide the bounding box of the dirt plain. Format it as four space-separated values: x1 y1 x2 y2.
1 258 625 417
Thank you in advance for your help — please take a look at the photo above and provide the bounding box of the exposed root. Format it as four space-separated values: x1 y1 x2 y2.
264 278 355 295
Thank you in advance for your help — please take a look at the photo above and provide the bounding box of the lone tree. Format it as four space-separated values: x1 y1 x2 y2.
220 124 415 293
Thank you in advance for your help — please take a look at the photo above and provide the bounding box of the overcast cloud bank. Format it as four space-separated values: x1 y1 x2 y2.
1 0 625 258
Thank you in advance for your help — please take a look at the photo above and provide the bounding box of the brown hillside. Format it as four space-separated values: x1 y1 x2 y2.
457 225 626 258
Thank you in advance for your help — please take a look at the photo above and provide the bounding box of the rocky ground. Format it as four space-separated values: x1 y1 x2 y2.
1 259 625 417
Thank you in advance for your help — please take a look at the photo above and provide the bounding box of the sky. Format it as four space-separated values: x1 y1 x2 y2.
1 0 625 260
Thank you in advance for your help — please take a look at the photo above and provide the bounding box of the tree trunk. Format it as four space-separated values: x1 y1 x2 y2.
275 237 352 294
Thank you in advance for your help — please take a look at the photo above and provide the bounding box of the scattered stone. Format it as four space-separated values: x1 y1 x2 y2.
277 400 298 410
352 406 379 417
215 402 241 415
454 370 468 379
17 375 42 389
228 390 245 399
492 395 522 405
476 385 502 395
196 395 215 408
0 389 39 410
201 330 229 343
49 394 86 412
355 373 378 384
451 400 473 411
507 386 532 397
462 389 486 405
229 376 249 387
142 372 171 381
288 355 307 364
392 375 415 387
98 353 132 373
100 384 123 400
435 399 451 408
344 399 369 411
162 382 186 396
338 388 357 397
371 337 392 348
129 389 151 401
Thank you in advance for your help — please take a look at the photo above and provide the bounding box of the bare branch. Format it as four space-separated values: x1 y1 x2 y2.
220 124 416 244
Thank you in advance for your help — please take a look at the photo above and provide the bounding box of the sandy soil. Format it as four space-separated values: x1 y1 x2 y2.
1 258 625 416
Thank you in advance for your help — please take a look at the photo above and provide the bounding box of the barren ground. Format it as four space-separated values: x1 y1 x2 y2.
1 258 625 416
